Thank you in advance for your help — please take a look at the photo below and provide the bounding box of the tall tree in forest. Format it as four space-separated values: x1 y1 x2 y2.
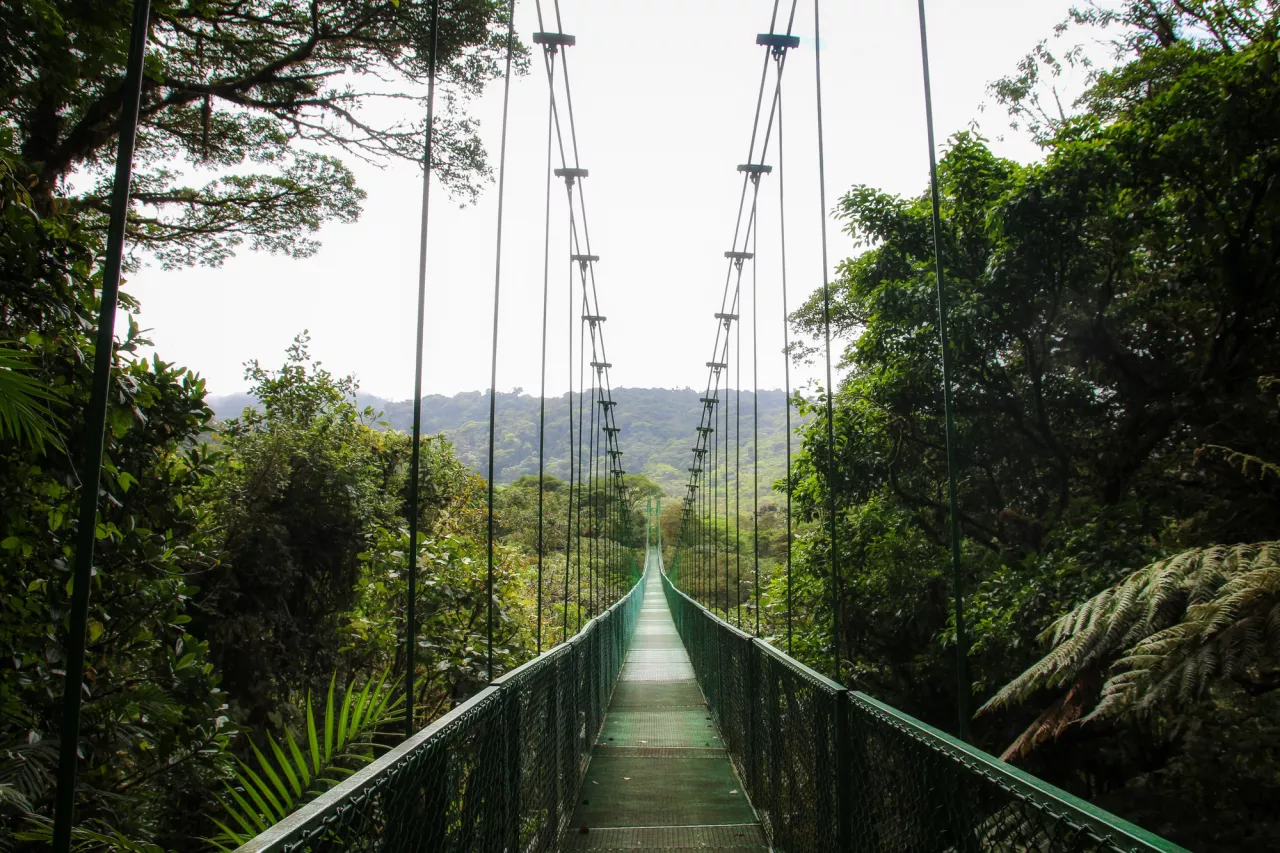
1 0 516 266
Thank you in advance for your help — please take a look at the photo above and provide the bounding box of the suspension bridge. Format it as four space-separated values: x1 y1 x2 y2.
49 0 1197 851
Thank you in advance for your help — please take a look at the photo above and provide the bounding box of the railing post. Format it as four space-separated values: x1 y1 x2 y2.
549 659 561 845
746 636 759 795
835 689 854 853
504 684 521 853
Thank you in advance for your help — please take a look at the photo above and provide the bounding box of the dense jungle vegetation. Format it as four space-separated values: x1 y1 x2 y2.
0 1 651 849
209 387 800 496
3 0 1279 851
665 3 1280 851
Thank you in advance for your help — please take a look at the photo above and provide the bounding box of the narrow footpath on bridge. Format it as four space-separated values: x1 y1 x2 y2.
562 549 769 851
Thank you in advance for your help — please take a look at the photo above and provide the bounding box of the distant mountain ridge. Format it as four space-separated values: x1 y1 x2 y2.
206 387 804 498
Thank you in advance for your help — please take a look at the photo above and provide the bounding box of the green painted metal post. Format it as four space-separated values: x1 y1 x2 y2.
52 3 151 850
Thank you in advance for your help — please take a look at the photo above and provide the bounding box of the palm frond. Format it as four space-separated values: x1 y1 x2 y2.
0 346 65 452
211 668 403 848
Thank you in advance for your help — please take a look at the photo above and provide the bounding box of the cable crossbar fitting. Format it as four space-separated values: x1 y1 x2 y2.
700 396 718 405
737 164 773 183
532 32 576 50
572 254 599 268
706 361 727 371
697 426 715 434
554 167 588 187
724 250 753 270
599 399 617 408
582 314 606 325
757 33 801 53
603 426 619 435
590 361 612 371
715 312 739 329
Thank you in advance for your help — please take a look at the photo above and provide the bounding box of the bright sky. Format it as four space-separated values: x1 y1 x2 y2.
127 0 1079 401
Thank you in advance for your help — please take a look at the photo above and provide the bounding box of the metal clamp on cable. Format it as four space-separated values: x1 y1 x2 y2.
757 32 800 59
555 167 588 187
706 361 728 371
582 312 606 324
714 312 739 329
724 250 753 270
590 361 612 371
572 253 599 269
533 31 577 52
737 163 772 184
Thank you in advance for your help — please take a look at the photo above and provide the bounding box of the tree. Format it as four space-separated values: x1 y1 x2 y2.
193 334 408 727
785 2 1280 847
0 127 229 848
3 0 518 267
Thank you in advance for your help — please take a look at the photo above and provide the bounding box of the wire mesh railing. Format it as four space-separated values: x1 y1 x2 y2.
233 559 645 853
661 570 1188 853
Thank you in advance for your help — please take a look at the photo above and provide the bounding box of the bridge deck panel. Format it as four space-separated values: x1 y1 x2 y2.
562 563 768 852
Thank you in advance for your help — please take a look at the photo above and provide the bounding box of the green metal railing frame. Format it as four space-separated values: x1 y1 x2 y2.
661 568 1189 853
234 554 645 853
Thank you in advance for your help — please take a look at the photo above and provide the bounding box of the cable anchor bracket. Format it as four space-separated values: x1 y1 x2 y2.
555 167 588 188
533 31 577 54
757 32 801 59
737 163 773 185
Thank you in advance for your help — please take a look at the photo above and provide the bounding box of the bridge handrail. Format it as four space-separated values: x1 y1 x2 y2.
233 558 647 853
660 567 1188 853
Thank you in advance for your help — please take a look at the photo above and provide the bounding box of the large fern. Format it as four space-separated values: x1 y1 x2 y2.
210 669 403 849
981 542 1280 757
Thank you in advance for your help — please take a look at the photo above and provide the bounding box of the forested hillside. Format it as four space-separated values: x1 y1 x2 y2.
209 387 803 497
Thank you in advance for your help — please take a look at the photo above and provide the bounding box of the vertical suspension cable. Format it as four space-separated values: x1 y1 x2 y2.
777 81 795 656
736 279 742 628
404 0 440 733
722 340 730 619
534 46 556 656
752 204 760 637
562 224 576 644
575 290 588 631
484 0 518 681
588 355 597 616
917 0 971 741
813 0 841 683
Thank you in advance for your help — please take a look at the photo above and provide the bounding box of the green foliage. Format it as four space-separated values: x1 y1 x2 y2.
210 388 805 500
784 3 1280 848
0 131 229 847
193 333 410 725
211 671 402 848
1 0 518 266
984 543 1280 748
0 345 63 452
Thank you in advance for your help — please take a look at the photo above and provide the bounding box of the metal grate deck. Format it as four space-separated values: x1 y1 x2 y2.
562 560 769 852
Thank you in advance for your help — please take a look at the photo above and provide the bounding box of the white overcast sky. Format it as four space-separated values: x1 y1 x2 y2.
126 0 1082 401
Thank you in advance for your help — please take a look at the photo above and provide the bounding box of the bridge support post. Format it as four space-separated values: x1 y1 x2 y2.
835 689 854 852
503 686 522 853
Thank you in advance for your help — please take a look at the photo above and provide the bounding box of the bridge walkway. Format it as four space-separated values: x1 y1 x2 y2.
561 553 769 851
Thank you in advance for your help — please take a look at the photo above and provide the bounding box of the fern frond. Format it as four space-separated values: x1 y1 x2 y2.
1198 444 1280 483
983 543 1280 740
